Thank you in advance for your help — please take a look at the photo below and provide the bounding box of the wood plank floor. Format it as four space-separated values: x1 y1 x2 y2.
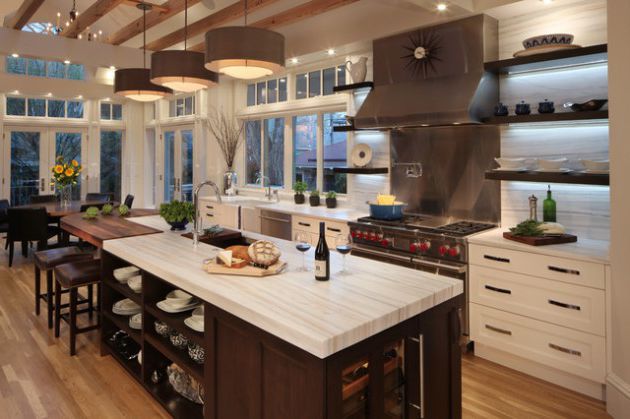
0 247 611 418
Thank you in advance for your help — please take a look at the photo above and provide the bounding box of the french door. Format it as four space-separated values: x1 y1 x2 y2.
2 126 87 206
161 126 194 203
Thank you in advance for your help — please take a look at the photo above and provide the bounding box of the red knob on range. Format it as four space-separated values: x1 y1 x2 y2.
419 242 430 252
439 245 449 256
360 232 368 240
381 239 390 247
351 231 359 239
369 233 378 241
448 246 460 257
409 243 418 252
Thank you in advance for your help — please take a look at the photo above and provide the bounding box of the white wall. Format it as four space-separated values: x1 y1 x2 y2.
607 0 630 416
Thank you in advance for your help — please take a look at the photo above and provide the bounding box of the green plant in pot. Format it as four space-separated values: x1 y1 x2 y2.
293 181 307 204
159 200 194 230
325 191 337 209
309 190 320 207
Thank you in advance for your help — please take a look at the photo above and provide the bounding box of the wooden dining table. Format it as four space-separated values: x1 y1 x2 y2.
60 209 162 248
16 200 119 218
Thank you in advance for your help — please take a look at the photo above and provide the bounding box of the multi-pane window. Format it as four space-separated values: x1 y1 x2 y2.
100 130 123 202
101 102 123 120
246 77 287 106
5 96 84 119
5 56 86 80
245 118 285 187
293 114 318 191
169 96 195 117
323 112 347 193
295 65 346 100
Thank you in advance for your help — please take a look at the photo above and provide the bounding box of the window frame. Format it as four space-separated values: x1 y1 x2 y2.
5 55 86 80
246 76 288 107
100 102 124 121
5 95 86 120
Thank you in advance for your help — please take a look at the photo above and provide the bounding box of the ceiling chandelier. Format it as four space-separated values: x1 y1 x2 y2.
114 2 172 102
69 0 78 22
151 0 218 92
204 0 285 80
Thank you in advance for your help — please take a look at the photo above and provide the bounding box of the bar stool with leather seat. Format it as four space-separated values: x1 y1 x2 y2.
54 259 102 356
34 247 94 329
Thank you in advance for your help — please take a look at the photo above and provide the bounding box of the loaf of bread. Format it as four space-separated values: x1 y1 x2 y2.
248 240 281 267
225 245 251 263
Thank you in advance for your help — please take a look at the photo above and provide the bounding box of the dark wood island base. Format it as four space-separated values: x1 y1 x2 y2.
101 251 463 419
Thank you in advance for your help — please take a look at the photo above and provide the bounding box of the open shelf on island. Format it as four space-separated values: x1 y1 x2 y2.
333 81 374 93
144 332 204 383
145 379 203 419
103 310 142 344
485 170 609 186
484 44 608 74
483 110 608 125
145 304 205 347
333 167 389 174
103 336 141 379
104 277 142 304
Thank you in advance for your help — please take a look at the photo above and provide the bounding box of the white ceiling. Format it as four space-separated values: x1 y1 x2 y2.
0 0 591 61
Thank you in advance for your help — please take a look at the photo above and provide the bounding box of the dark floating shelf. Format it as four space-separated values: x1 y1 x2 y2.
333 167 389 174
333 81 374 93
145 379 203 419
485 170 609 186
484 44 608 74
483 110 608 125
103 311 141 344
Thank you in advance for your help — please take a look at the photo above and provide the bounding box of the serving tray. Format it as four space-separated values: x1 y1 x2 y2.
204 260 287 277
503 232 577 246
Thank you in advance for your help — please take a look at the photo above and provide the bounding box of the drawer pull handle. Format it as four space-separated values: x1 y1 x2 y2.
549 343 582 357
206 213 214 217
206 205 214 209
485 285 512 294
484 255 510 263
485 324 512 336
548 299 581 311
327 227 342 233
298 222 311 227
548 265 580 275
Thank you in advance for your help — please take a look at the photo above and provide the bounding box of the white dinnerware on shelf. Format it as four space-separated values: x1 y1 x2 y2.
113 266 140 283
129 313 142 330
127 275 142 293
157 299 201 314
113 298 142 316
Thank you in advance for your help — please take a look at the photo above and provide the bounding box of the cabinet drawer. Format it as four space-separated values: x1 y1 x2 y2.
470 266 605 336
470 304 605 383
469 244 605 289
292 216 319 234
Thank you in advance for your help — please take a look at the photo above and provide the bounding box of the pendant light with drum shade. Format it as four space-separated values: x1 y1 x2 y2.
150 0 218 92
114 2 172 102
204 0 285 80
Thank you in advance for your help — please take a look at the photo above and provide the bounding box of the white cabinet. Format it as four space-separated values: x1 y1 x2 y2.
469 242 609 399
291 215 349 247
199 199 239 230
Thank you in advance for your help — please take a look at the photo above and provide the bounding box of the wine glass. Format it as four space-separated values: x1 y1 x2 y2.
335 233 353 275
294 231 311 271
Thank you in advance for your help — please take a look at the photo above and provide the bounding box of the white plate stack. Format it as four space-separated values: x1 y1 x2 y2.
127 275 142 293
185 306 204 333
113 299 141 316
157 290 201 313
113 266 140 284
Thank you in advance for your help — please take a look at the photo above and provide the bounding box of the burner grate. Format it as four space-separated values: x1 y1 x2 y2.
436 221 495 236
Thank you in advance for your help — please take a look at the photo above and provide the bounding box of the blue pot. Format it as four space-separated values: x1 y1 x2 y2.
369 203 406 220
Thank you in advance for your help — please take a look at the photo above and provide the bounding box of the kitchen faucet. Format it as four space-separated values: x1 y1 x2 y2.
257 174 273 200
192 180 222 247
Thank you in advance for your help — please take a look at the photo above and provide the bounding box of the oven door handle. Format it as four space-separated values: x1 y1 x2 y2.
411 256 468 274
353 246 412 263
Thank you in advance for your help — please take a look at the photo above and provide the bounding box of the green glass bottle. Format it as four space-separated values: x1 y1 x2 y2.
543 185 556 222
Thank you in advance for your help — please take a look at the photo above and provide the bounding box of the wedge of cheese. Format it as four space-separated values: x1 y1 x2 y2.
216 250 248 269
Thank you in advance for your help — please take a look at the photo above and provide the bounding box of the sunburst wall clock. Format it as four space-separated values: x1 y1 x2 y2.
400 30 443 79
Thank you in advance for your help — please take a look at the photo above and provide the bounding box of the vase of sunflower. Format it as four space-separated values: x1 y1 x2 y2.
52 157 82 207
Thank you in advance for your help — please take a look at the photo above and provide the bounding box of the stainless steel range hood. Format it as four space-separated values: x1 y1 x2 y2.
354 15 499 129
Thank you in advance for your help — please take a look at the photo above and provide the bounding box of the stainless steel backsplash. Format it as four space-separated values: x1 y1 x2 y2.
390 126 501 223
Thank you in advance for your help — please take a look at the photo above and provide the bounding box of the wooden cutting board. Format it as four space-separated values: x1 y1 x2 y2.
204 260 287 277
503 232 577 246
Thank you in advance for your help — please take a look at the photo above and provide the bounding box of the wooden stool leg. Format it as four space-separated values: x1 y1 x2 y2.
54 280 62 338
34 267 41 315
96 283 101 326
47 270 54 329
88 284 94 319
21 241 28 257
70 288 78 356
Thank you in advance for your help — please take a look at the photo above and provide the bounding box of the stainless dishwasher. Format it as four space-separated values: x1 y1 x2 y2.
260 210 292 240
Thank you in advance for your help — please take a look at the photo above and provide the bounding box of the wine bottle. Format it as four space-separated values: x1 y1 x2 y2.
314 222 330 281
543 185 557 222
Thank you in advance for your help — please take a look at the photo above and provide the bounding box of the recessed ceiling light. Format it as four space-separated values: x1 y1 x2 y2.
64 59 71 64
110 65 116 70
290 57 299 64
98 30 103 35
12 90 19 95
65 21 70 27
436 2 448 11
11 53 19 58
540 0 553 3
77 95 83 99
46 92 53 97
327 49 336 56
103 97 111 101
78 34 82 39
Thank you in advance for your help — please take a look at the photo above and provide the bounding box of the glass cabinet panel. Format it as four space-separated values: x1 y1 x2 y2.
384 340 406 418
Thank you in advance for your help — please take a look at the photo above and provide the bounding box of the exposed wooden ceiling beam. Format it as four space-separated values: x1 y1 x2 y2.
4 0 45 29
108 0 200 45
144 0 281 51
189 0 361 52
123 1 170 13
63 0 127 38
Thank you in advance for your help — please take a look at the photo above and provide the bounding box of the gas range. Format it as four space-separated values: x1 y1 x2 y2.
349 215 495 264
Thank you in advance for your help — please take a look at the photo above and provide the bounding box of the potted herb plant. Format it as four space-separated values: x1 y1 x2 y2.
293 181 307 204
325 191 337 208
159 200 195 230
207 108 244 195
309 190 321 207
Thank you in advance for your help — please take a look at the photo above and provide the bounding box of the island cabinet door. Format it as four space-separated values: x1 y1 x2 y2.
204 306 326 419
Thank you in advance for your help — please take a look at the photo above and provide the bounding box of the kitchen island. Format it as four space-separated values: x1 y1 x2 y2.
100 216 464 419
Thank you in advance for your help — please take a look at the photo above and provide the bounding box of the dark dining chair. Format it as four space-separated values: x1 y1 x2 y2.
30 194 57 204
85 193 114 203
7 208 60 267
0 200 10 250
123 194 134 208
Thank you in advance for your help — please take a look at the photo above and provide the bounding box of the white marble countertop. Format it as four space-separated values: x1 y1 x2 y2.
468 228 610 264
103 216 462 358
200 195 368 223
